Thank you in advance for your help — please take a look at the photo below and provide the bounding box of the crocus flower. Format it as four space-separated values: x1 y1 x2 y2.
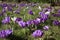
2 3 7 7
5 29 12 35
2 16 10 24
38 6 42 10
36 18 41 23
39 12 44 15
17 21 26 28
11 17 17 22
28 10 34 15
43 26 49 30
15 17 22 23
26 20 33 26
39 12 48 22
52 13 60 17
53 20 60 26
32 30 43 37
0 29 12 38
45 11 50 15
33 18 41 25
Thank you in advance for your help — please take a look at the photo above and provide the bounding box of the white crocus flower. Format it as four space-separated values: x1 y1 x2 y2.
45 11 50 15
38 6 42 10
11 17 17 21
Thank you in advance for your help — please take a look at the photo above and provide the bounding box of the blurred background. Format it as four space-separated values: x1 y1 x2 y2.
0 0 60 6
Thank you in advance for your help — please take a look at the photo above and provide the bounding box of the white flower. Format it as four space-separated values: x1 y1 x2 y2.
38 6 42 10
11 17 17 21
45 11 50 15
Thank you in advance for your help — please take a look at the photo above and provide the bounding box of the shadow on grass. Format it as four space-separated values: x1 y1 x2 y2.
7 34 27 40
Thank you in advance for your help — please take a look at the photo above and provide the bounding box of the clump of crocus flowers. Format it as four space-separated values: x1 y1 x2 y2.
0 29 12 38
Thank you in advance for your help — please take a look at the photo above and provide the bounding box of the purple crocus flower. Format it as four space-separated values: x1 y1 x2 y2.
15 17 22 23
32 30 43 37
33 18 41 25
43 26 49 30
52 13 60 17
2 3 7 7
2 16 10 24
28 10 34 15
39 12 48 22
0 29 12 38
5 29 12 35
17 21 26 28
26 20 33 26
53 20 60 26
39 12 44 15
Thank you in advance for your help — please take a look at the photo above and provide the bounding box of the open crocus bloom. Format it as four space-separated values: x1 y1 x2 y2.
53 20 60 26
39 12 48 22
33 18 41 25
28 10 34 15
2 16 10 24
43 26 49 30
17 21 26 28
0 29 12 38
52 13 60 17
32 30 43 37
26 20 33 26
